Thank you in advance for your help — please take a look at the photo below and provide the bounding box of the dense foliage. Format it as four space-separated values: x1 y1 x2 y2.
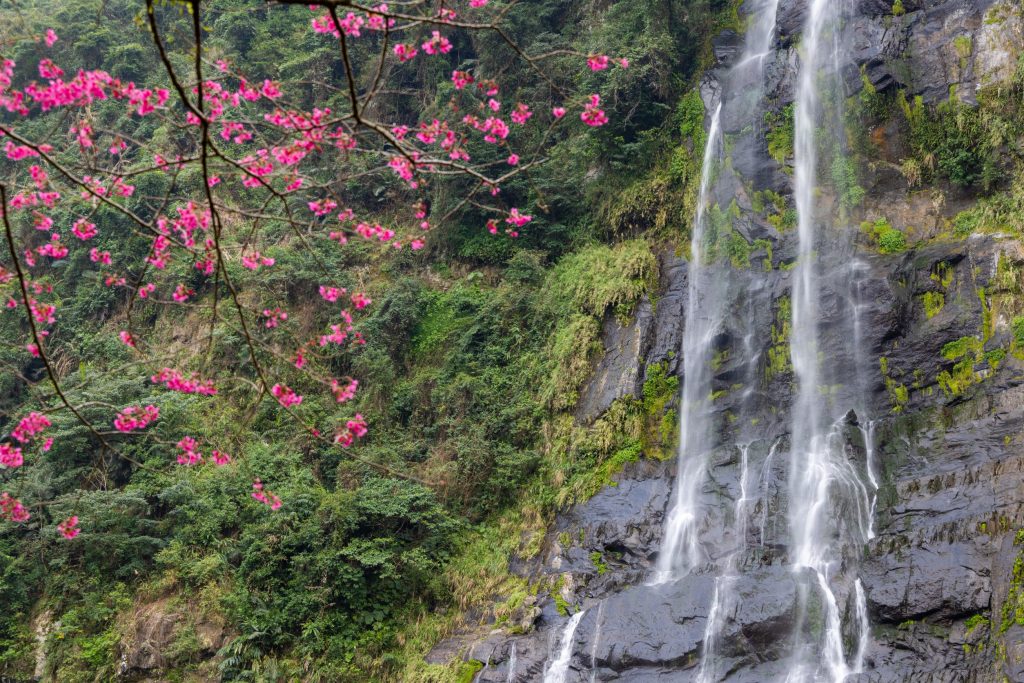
0 0 732 680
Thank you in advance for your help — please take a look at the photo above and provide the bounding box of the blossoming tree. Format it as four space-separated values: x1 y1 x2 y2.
0 0 624 535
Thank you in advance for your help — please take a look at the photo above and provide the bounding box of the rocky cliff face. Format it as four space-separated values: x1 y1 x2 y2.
431 0 1024 680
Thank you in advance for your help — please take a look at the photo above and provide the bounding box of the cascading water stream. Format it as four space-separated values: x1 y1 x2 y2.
697 442 754 683
853 579 871 673
506 642 516 683
589 600 604 683
653 101 723 581
759 439 780 547
544 610 585 683
655 0 780 585
787 0 874 679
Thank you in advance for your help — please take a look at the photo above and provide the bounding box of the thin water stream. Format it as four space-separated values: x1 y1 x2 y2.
543 610 585 683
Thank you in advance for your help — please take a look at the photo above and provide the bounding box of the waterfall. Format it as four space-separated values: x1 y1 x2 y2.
507 642 516 683
653 100 723 580
787 0 874 679
759 439 780 548
697 442 755 683
655 0 781 584
853 579 871 673
589 601 604 682
474 655 491 683
861 420 879 538
544 610 585 683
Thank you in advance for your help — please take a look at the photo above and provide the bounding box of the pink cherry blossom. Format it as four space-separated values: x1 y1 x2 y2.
0 443 24 469
151 368 216 395
271 383 303 407
510 103 532 125
319 285 344 302
393 43 418 62
505 208 532 227
12 412 51 443
1 493 30 523
57 516 80 539
331 378 359 403
71 218 97 240
581 94 608 127
452 70 473 89
333 414 369 447
421 31 453 56
113 404 159 432
351 292 371 309
176 436 203 465
251 479 282 510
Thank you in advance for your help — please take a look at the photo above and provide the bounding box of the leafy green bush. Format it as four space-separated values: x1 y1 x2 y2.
878 229 908 254
765 105 795 165
862 218 908 253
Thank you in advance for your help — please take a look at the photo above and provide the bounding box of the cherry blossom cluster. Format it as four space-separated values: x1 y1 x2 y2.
113 405 160 433
333 414 369 448
151 368 217 395
175 437 230 467
57 516 80 539
0 492 30 523
251 479 282 510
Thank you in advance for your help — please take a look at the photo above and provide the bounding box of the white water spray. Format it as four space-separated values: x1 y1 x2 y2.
506 642 517 683
697 442 755 683
853 579 871 673
788 0 874 679
544 610 585 683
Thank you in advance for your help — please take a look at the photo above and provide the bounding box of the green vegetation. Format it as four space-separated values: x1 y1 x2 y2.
765 296 792 382
861 218 908 254
954 35 973 69
765 105 795 165
892 0 906 17
898 91 1007 192
879 357 910 413
931 262 955 289
831 156 867 213
551 240 658 321
937 336 984 397
921 292 945 318
1013 317 1024 357
1001 530 1024 633
642 363 681 460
